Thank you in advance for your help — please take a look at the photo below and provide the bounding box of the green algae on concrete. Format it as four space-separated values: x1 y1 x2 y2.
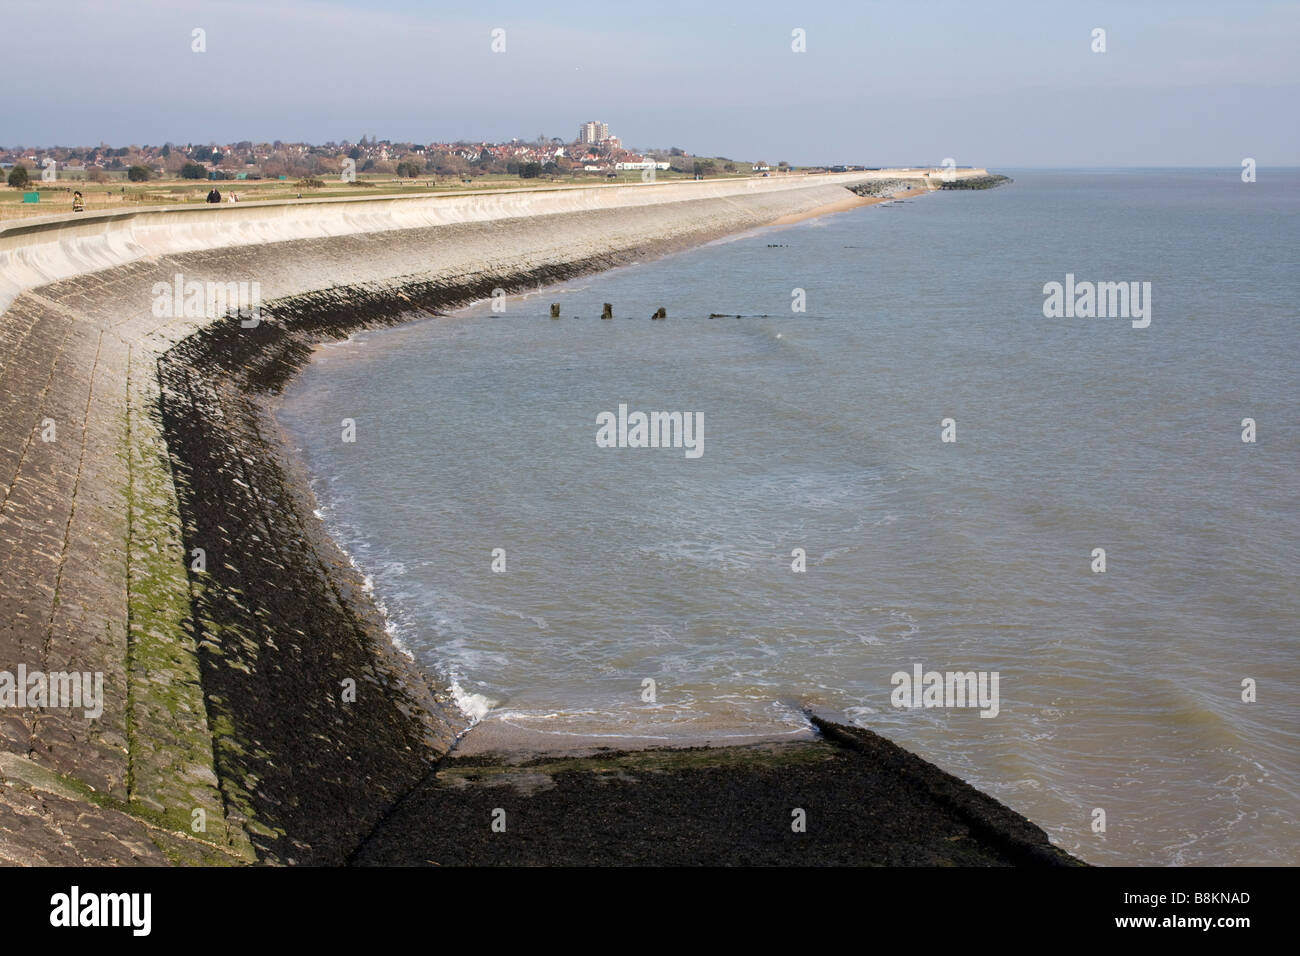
124 347 254 861
0 751 247 865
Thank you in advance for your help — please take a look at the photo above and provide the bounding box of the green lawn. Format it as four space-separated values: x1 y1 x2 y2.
1 163 771 223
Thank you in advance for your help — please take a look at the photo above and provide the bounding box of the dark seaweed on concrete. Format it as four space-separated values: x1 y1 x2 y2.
353 722 1084 866
156 255 631 863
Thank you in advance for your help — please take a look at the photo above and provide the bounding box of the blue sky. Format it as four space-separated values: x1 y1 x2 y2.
2 0 1297 165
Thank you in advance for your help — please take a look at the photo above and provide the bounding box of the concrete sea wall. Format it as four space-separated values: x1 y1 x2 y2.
0 173 884 862
0 172 933 312
0 168 1074 866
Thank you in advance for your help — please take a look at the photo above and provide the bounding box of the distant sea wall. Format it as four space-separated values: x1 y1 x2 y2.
0 172 942 313
0 172 928 863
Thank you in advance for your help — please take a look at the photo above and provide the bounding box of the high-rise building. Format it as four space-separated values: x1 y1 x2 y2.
578 121 611 144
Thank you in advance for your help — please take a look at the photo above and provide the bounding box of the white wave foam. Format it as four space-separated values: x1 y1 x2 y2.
450 680 496 723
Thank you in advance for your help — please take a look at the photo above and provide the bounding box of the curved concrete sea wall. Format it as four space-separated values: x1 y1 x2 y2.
0 169 1073 866
0 173 916 312
0 173 882 863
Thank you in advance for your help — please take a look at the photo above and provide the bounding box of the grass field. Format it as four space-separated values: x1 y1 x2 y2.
0 165 775 223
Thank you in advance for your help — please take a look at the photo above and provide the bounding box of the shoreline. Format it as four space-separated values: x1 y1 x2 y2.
267 192 923 757
768 183 930 224
0 170 1081 864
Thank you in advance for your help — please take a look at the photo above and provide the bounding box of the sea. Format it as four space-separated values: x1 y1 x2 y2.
276 169 1299 865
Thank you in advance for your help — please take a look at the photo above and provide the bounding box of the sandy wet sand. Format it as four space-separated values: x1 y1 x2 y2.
450 715 818 758
769 184 929 224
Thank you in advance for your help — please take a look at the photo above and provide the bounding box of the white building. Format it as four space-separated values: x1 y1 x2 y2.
578 121 611 144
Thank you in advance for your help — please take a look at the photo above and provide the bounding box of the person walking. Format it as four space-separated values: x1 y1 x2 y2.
72 191 85 212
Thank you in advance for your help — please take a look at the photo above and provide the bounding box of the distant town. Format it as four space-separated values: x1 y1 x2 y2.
1 121 790 185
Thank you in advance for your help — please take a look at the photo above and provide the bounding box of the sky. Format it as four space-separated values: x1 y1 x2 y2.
1 0 1297 166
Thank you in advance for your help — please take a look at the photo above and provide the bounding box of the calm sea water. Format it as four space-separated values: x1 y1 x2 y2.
277 170 1299 865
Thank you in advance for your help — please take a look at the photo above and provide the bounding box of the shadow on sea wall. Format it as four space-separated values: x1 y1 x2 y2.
352 719 1082 866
